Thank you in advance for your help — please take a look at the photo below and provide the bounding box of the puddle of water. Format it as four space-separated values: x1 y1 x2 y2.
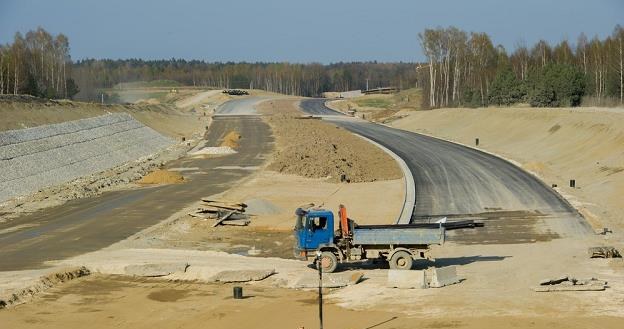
147 289 191 302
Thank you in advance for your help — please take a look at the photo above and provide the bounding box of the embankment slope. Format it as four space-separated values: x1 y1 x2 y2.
0 113 174 203
391 107 624 231
0 95 203 138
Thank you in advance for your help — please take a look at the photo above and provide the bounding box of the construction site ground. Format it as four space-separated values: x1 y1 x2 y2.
1 91 623 328
1 272 622 329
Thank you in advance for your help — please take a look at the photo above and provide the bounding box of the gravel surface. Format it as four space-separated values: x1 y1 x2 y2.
0 113 174 203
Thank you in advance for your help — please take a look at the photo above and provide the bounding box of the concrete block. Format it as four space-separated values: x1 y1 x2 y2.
124 263 189 277
429 266 460 288
387 270 426 289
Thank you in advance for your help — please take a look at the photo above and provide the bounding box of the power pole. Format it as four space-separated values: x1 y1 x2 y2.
315 252 324 329
366 78 369 91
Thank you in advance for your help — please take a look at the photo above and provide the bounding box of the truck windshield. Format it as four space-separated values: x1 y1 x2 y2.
310 217 327 230
294 215 305 230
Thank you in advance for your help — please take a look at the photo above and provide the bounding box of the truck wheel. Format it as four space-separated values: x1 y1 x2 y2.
389 251 413 270
317 251 338 273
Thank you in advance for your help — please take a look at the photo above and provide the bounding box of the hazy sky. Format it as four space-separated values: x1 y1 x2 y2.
0 0 622 63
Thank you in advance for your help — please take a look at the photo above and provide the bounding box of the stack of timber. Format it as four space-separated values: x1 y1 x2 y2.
188 198 252 227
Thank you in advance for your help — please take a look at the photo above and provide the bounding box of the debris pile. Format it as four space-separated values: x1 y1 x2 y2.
220 131 241 148
535 276 607 292
188 199 251 226
137 169 184 184
386 266 461 289
588 246 621 258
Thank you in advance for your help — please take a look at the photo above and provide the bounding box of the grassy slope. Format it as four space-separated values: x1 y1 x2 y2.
328 88 422 121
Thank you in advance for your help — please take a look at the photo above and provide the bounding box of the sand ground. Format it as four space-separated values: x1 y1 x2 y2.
1 262 622 329
2 98 624 328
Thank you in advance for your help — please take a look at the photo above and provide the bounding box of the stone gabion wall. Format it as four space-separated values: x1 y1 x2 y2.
0 113 174 203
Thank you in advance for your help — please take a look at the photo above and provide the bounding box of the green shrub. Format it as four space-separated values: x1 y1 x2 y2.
527 63 585 107
462 88 483 108
488 67 525 106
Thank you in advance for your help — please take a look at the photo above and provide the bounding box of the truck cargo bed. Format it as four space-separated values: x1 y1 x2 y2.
352 226 444 245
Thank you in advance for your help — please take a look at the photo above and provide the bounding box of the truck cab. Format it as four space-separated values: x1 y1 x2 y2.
294 208 335 259
293 206 451 273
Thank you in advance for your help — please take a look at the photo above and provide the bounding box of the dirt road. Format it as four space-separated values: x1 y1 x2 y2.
213 96 273 116
0 115 272 271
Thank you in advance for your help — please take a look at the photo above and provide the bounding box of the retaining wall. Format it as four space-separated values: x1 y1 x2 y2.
0 113 174 202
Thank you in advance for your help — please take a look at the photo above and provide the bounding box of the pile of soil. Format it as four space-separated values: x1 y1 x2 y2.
138 170 184 184
220 131 241 148
258 100 402 183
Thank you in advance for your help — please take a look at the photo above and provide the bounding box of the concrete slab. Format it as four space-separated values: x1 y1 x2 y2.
430 266 461 288
210 269 275 282
387 270 426 289
124 263 189 277
57 248 309 285
292 271 363 288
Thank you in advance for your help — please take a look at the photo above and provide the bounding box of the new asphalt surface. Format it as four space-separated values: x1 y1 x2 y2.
299 99 591 242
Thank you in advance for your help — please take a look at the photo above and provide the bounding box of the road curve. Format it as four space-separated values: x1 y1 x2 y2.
214 96 272 116
299 99 590 241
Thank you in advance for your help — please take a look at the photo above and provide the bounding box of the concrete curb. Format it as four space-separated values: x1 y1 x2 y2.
353 134 415 225
385 123 592 234
314 99 415 224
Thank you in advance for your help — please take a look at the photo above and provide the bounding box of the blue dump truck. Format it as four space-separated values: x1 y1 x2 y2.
294 205 482 272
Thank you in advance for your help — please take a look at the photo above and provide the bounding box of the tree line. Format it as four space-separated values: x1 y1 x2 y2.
418 25 624 108
3 26 623 107
72 59 419 101
0 27 79 99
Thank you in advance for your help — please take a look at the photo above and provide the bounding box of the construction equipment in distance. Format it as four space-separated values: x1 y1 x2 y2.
294 205 483 273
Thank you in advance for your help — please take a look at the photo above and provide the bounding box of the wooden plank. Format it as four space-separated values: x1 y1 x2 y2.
201 198 247 207
221 219 251 226
200 204 245 212
188 212 218 220
213 211 235 227
196 206 239 213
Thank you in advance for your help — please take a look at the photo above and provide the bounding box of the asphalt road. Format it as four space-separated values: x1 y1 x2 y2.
0 114 272 271
214 96 271 116
299 99 591 242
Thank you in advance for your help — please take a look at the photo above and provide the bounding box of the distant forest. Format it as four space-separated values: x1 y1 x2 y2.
1 26 622 107
71 60 419 101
